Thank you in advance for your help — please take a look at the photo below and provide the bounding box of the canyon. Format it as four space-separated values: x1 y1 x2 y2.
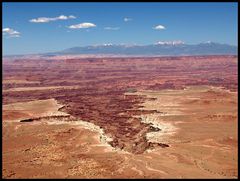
2 55 238 178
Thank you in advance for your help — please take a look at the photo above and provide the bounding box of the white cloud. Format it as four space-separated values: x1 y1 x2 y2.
68 22 96 29
153 25 166 30
3 28 21 38
29 15 76 23
68 15 76 19
104 27 120 30
124 17 132 22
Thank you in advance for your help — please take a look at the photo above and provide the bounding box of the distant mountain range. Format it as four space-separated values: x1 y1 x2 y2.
48 42 237 56
3 42 237 58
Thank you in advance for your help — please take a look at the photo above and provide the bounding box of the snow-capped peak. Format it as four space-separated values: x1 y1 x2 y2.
103 43 113 46
155 40 185 45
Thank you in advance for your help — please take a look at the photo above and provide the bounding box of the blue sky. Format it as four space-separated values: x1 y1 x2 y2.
2 2 238 55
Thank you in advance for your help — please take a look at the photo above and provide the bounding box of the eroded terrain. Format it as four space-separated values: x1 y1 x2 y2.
2 55 238 178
